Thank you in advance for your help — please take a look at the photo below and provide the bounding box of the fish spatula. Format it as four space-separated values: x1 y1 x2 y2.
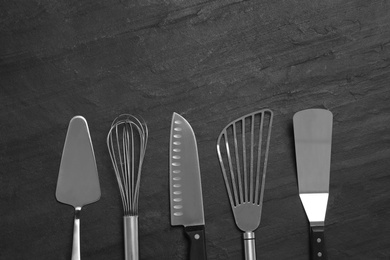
56 116 101 260
293 109 333 260
217 109 273 260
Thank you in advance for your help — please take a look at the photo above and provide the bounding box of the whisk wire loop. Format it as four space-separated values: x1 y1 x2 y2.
107 114 148 216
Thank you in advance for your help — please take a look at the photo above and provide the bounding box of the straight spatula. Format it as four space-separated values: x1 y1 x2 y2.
293 109 333 260
56 116 101 260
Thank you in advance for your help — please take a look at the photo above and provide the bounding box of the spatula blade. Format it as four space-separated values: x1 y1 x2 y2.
293 109 333 260
56 116 101 208
293 109 332 225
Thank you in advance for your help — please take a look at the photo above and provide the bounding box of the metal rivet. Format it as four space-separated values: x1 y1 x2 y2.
318 252 322 257
194 234 200 240
317 238 321 243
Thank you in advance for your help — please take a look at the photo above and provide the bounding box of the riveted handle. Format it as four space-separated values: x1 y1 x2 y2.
184 226 207 260
310 226 327 260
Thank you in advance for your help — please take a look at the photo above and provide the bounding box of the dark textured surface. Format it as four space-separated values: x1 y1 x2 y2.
1 0 390 259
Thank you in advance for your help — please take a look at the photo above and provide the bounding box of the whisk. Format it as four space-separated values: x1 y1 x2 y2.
217 109 273 260
107 114 148 260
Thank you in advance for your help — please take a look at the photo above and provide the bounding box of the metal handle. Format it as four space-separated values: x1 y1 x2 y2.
243 231 256 260
71 207 81 260
124 216 139 260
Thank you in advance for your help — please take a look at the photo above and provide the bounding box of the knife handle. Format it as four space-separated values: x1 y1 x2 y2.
184 226 207 260
310 226 327 260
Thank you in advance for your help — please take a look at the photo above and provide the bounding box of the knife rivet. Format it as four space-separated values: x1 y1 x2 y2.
194 234 200 240
317 238 321 243
317 252 322 257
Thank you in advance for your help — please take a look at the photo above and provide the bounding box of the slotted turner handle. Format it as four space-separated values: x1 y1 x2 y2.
243 232 256 260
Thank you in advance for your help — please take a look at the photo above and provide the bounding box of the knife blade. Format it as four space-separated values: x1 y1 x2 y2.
293 109 333 260
170 112 207 260
56 116 101 260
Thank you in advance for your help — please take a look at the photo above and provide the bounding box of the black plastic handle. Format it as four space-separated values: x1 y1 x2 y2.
310 226 327 260
184 225 207 260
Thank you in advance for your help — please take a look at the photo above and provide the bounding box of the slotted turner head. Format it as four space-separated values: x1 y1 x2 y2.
217 109 273 232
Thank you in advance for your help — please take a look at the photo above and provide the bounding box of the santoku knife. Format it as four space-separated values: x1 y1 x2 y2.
169 112 207 260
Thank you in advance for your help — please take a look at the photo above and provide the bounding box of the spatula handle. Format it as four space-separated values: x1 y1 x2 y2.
184 225 207 260
71 207 81 260
243 231 256 260
310 226 326 260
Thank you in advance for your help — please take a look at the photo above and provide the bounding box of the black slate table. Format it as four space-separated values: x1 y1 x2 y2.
1 0 390 259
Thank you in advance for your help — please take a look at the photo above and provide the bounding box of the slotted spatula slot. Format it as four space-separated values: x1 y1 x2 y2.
217 109 273 208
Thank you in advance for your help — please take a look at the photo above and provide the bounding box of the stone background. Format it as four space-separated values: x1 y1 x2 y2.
1 0 389 259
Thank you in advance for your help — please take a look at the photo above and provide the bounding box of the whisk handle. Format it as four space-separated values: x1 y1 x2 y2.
71 207 81 260
243 231 256 260
124 216 139 260
184 225 207 260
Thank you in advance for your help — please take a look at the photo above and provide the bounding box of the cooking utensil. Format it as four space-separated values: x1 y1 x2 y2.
293 109 333 260
56 116 101 260
217 109 273 260
170 112 207 260
107 114 148 260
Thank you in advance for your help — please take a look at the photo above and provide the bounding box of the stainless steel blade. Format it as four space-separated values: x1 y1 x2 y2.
293 109 332 226
56 116 101 260
56 116 101 208
170 112 205 227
